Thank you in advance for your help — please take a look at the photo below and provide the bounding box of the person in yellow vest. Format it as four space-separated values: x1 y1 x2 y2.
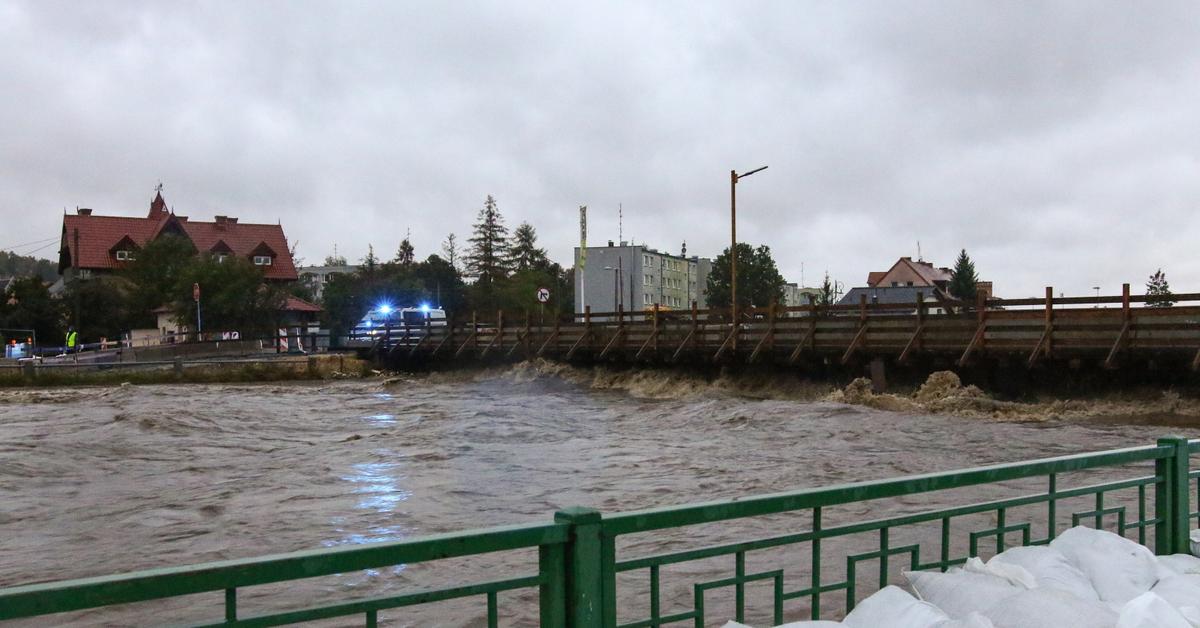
65 327 78 354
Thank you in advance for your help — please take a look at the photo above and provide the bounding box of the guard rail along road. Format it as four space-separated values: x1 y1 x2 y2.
1 437 1198 626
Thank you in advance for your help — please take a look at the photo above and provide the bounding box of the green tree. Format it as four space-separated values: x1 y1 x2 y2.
0 251 57 282
172 255 285 337
361 245 379 278
1146 268 1175 307
324 253 348 266
948 249 979 301
395 233 415 266
509 222 548 272
815 272 838 307
705 243 786 310
59 276 138 345
441 233 459 272
0 276 65 348
466 195 510 285
120 235 197 328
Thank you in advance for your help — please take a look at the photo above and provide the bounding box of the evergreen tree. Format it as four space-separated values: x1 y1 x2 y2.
816 272 838 307
948 249 979 301
395 231 415 266
466 195 510 285
1146 268 1175 307
362 245 379 278
509 222 549 271
441 233 459 272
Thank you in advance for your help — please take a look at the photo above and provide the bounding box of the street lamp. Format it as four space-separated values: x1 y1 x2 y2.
731 165 767 349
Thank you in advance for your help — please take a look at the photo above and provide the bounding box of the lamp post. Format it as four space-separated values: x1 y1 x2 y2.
730 165 767 350
604 266 620 315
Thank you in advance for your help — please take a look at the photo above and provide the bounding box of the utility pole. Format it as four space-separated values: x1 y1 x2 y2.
730 166 767 350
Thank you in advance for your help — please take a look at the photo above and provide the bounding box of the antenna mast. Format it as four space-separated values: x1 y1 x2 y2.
618 203 623 244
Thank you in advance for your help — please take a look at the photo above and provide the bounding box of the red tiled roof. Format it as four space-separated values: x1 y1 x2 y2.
282 295 322 313
867 271 886 287
60 199 298 281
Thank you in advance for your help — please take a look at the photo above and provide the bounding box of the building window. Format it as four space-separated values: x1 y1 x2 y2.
115 250 136 261
216 253 228 263
253 255 273 266
906 281 914 287
325 272 339 282
643 293 651 305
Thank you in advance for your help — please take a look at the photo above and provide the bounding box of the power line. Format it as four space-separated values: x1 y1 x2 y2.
0 235 58 252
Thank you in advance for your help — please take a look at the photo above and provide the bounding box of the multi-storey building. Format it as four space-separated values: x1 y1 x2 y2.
298 264 359 302
574 242 712 317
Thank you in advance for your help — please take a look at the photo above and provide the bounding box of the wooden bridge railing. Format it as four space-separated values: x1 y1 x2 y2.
360 285 1200 370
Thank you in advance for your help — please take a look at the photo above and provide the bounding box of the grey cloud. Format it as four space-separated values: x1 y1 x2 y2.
2 1 1198 298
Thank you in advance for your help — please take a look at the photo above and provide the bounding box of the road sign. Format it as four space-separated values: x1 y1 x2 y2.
536 287 550 303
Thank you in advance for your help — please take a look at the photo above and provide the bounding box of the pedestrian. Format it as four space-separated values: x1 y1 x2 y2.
65 327 77 354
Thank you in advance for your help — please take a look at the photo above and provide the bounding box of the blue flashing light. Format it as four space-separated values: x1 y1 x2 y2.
419 303 431 312
377 303 393 315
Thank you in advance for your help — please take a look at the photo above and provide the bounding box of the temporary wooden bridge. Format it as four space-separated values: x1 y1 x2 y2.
364 285 1200 373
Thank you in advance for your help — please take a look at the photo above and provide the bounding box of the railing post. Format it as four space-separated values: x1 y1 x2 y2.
1155 436 1191 555
555 507 604 628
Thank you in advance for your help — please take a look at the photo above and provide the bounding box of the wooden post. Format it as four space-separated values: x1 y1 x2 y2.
525 311 532 355
859 293 868 323
1044 286 1053 356
692 301 699 349
976 291 987 351
585 305 592 351
652 304 659 352
497 310 504 352
1122 283 1131 323
472 311 478 350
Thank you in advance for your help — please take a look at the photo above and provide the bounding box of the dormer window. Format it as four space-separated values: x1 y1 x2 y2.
253 255 273 266
115 250 136 261
216 253 229 263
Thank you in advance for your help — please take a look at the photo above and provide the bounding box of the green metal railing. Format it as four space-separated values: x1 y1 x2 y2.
1 438 1196 626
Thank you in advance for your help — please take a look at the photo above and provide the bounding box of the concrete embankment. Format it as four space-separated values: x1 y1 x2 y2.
0 353 370 387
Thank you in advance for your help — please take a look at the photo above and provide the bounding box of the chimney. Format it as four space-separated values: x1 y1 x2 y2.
76 207 92 216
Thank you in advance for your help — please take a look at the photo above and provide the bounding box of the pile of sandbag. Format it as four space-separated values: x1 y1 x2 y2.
723 526 1200 628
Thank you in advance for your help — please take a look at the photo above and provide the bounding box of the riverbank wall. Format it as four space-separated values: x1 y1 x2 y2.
0 353 369 387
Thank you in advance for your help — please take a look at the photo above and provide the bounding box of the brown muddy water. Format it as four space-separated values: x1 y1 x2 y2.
1 362 1197 626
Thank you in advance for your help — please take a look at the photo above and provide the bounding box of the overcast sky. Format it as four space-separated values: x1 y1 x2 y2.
2 1 1198 297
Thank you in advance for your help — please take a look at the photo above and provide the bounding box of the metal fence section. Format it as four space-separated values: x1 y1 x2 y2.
0 438 1196 626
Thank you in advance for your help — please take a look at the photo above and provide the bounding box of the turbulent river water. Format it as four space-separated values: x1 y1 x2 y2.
1 362 1198 626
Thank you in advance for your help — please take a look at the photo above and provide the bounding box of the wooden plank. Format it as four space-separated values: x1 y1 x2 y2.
1103 321 1132 370
429 324 454 356
898 324 925 364
1027 327 1050 368
599 328 625 359
1192 346 1200 372
957 323 987 367
788 319 817 365
840 323 869 365
536 320 560 357
407 331 431 357
634 329 659 360
670 329 696 362
712 326 737 362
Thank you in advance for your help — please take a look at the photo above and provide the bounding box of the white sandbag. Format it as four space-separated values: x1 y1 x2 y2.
843 585 950 628
963 556 1037 589
981 588 1118 628
1159 553 1200 576
1049 526 1159 605
1151 573 1200 612
774 622 844 627
1191 529 1200 557
933 613 996 627
988 545 1100 601
904 569 1025 619
1116 592 1193 628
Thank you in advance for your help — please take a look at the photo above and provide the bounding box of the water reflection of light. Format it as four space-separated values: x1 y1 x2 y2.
373 393 393 400
363 414 396 426
341 461 411 513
